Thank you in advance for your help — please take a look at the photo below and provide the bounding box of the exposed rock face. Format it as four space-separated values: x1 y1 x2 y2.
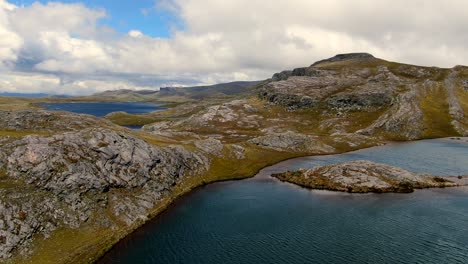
248 131 334 153
445 71 468 136
0 128 209 259
0 110 114 132
325 85 393 111
143 100 263 139
194 138 224 155
463 80 468 91
258 54 468 139
272 160 464 193
358 89 424 139
260 60 394 111
260 75 364 110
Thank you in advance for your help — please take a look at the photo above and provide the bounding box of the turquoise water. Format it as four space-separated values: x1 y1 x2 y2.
99 139 468 264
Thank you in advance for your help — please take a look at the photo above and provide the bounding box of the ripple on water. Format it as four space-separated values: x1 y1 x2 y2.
99 139 468 264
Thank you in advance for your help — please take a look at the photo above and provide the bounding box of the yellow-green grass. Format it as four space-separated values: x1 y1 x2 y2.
8 144 311 264
9 129 386 264
0 130 51 138
420 86 459 138
0 97 42 111
104 112 162 126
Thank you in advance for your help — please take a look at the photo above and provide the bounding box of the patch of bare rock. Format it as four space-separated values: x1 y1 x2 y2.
272 160 467 193
0 128 209 259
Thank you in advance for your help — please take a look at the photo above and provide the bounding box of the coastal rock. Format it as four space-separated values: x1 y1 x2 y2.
5 128 208 194
272 160 463 193
0 128 209 259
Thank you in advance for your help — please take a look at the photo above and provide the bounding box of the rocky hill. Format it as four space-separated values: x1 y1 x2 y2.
260 53 468 139
0 53 467 263
87 81 260 102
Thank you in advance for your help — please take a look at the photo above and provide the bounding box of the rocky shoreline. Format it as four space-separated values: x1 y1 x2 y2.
0 53 467 263
272 160 468 193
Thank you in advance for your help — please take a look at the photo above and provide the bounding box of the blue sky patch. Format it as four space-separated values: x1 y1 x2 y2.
13 0 181 38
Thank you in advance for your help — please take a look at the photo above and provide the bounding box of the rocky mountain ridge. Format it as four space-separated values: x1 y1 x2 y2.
0 53 467 263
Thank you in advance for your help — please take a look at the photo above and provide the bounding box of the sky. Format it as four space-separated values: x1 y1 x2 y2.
0 0 467 95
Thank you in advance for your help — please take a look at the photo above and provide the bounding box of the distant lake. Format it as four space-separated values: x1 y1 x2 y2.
41 102 164 118
99 138 468 264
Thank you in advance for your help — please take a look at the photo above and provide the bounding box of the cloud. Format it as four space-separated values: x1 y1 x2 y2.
0 0 22 69
1 0 468 95
0 71 168 96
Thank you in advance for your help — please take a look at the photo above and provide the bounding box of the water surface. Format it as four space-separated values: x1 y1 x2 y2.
42 102 164 118
99 139 468 264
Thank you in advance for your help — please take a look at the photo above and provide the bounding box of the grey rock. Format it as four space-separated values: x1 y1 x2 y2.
231 144 246 160
248 131 334 153
445 71 467 136
271 70 293 81
358 88 423 139
463 80 468 91
0 110 114 132
0 128 209 259
194 138 224 155
326 88 393 111
273 160 463 193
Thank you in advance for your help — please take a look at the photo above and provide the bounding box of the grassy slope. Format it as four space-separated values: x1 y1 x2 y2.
419 84 459 138
10 143 310 264
2 58 468 264
0 97 41 111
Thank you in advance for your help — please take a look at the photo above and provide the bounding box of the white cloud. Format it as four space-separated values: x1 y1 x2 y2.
0 71 163 96
128 30 144 38
1 0 468 95
0 0 22 69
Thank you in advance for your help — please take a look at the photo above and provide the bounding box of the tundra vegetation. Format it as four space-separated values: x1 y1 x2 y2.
0 53 467 263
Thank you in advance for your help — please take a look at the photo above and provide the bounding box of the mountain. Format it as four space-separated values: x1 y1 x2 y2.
0 53 467 263
88 81 261 102
0 92 50 98
258 53 468 139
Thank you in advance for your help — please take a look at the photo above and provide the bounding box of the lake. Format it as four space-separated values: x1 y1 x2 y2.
99 139 468 264
41 102 164 117
41 102 165 129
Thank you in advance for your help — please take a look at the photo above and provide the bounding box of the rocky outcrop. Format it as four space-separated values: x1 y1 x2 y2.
194 138 224 155
0 128 209 259
463 80 468 91
272 160 466 193
256 54 468 139
311 53 375 66
248 131 334 153
445 70 468 136
0 110 115 132
260 55 395 111
325 86 393 111
358 88 424 139
260 75 362 110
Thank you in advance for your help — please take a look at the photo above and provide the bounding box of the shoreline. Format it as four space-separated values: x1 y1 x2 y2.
9 136 467 263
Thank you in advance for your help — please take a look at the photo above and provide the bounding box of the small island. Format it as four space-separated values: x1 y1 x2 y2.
272 160 468 193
